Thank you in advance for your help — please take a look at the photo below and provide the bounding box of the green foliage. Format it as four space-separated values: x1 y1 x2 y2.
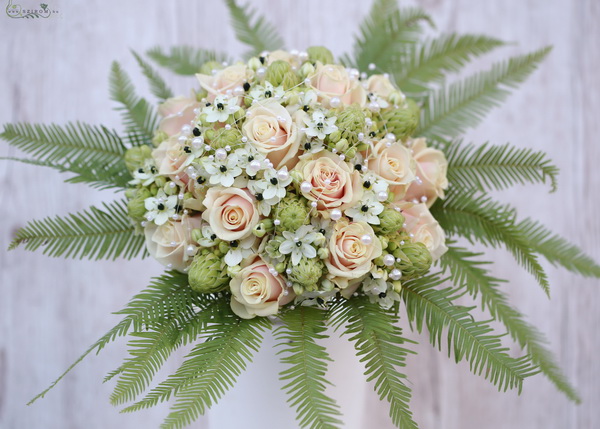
224 0 284 59
400 274 539 392
342 0 433 73
122 302 270 429
446 141 559 192
109 61 158 142
329 297 418 429
275 307 342 429
393 34 505 95
9 199 144 260
441 245 581 402
418 47 552 140
432 189 550 295
28 272 192 404
131 50 174 102
146 45 231 76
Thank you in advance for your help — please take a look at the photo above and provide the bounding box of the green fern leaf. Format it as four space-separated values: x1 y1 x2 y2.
28 272 192 404
131 50 174 102
224 0 284 59
446 141 559 192
146 46 231 76
394 34 505 95
432 189 550 295
441 245 581 402
109 61 158 142
329 297 419 429
418 47 551 140
275 307 342 429
9 199 144 260
401 274 539 392
344 0 433 73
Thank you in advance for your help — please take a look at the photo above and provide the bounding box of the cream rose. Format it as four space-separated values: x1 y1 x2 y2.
196 64 249 102
243 100 304 169
158 96 200 137
202 187 259 241
368 139 417 201
404 138 448 207
366 74 397 99
325 219 382 289
308 63 366 107
144 215 202 272
230 256 294 319
398 202 447 261
296 150 363 216
152 136 190 185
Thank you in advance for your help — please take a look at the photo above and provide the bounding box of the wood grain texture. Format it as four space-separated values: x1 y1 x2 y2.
0 0 598 428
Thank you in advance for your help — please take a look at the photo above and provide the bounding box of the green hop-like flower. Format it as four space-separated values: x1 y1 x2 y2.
127 187 151 222
124 145 152 173
281 71 300 90
306 46 334 65
265 60 291 87
334 104 366 146
288 257 324 292
394 241 432 280
380 98 420 141
210 127 243 149
374 208 405 236
275 194 310 232
188 250 230 293
199 60 223 75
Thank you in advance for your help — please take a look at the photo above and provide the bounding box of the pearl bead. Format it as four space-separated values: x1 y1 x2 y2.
269 267 278 276
311 201 318 208
256 67 266 78
330 209 342 221
368 63 376 70
249 160 262 171
192 137 203 148
361 234 373 245
385 133 396 141
233 85 244 96
241 136 248 143
299 51 309 62
215 148 227 160
368 101 380 112
357 132 365 141
225 145 231 152
389 269 402 281
286 268 292 275
178 193 184 200
383 254 395 266
304 78 311 86
277 169 290 181
178 135 188 143
329 97 341 108
140 221 147 227
339 154 346 160
224 124 232 130
169 181 176 188
274 219 281 226
181 125 192 135
377 191 388 201
324 179 331 185
385 141 392 147
186 245 196 256
420 196 428 203
300 181 313 193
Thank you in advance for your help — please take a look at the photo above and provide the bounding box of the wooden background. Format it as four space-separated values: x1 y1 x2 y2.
1 0 598 428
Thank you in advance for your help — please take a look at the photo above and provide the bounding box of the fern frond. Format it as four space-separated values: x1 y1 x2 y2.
394 34 505 95
344 0 433 73
401 274 538 392
418 47 551 140
9 199 144 260
432 189 550 295
517 218 600 278
131 50 174 102
109 61 158 142
146 46 231 76
28 272 191 404
329 297 418 429
274 307 342 429
122 303 270 429
224 0 284 59
446 141 559 192
441 245 581 402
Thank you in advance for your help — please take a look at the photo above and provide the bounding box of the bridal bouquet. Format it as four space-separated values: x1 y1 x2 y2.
5 0 599 428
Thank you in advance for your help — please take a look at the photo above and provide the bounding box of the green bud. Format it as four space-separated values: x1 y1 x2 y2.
233 107 246 121
285 88 301 106
321 278 335 292
388 241 398 251
328 130 341 143
154 176 166 188
381 98 420 141
227 265 242 277
356 142 369 152
265 60 291 87
373 256 385 267
374 208 406 236
127 187 151 222
211 127 243 150
253 219 274 238
293 283 305 296
152 130 168 147
336 105 366 146
392 280 402 293
299 62 315 79
307 46 334 64
203 128 216 141
275 195 310 232
191 228 203 243
345 148 357 159
149 183 159 195
380 236 389 250
124 145 153 173
188 252 230 293
290 170 303 184
317 247 329 259
125 188 136 199
388 91 406 106
335 138 349 153
275 262 286 273
199 60 223 75
218 241 229 254
288 257 324 290
395 241 432 280
247 57 262 71
265 236 285 259
163 183 178 196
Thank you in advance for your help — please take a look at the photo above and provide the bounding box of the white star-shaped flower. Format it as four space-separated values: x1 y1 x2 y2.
303 110 337 140
363 277 400 310
144 190 178 225
279 225 318 265
129 161 158 186
224 235 256 267
204 95 240 123
345 192 384 224
249 81 285 102
197 224 218 247
203 153 242 187
254 167 292 200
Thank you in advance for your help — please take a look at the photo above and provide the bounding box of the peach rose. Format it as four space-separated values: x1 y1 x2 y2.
308 63 366 107
230 256 294 319
144 215 202 272
201 187 259 241
243 100 304 169
398 202 447 261
158 96 201 137
152 136 191 185
368 139 417 201
296 150 363 216
325 219 383 289
404 138 448 207
365 74 397 99
196 64 249 102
